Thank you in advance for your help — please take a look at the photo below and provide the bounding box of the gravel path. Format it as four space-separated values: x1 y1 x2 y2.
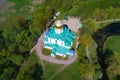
32 17 80 65
96 19 120 24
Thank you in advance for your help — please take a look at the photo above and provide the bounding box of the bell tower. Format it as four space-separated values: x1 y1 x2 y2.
54 20 64 34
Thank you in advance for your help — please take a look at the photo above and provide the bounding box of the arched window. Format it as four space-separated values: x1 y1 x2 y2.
61 41 64 46
48 38 51 42
55 39 57 43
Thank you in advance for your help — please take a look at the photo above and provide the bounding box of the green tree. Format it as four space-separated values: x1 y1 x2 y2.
33 64 43 80
0 49 9 65
0 67 15 80
13 16 28 31
0 31 6 50
10 54 24 66
105 51 120 80
32 6 52 34
84 19 99 33
79 61 95 80
92 8 104 21
79 34 93 61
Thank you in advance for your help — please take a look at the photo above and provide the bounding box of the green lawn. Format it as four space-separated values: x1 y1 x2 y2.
8 0 31 10
104 36 120 53
52 61 79 80
43 62 63 80
44 60 79 80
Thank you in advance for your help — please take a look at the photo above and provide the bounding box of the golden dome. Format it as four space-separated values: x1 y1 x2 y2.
54 20 64 29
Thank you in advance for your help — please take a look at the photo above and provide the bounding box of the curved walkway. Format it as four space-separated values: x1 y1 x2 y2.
31 17 80 65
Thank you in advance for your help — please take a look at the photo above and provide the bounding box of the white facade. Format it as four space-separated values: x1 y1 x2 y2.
56 52 66 57
54 28 63 34
44 37 72 49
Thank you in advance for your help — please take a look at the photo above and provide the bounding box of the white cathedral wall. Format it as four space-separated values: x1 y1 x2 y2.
44 46 53 50
54 28 63 34
56 52 66 57
44 37 72 49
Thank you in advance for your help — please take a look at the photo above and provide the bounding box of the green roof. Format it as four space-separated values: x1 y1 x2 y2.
45 25 75 42
56 46 69 54
44 37 48 42
44 43 55 47
65 41 71 46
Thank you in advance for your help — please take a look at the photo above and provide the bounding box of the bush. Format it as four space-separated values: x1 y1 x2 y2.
56 55 62 60
63 55 68 60
42 48 51 56
71 38 76 50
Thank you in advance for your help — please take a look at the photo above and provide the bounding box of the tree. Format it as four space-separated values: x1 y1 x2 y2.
33 64 43 80
0 49 9 65
105 51 120 80
79 34 93 62
84 19 99 34
32 5 52 34
79 61 95 80
92 8 104 21
0 67 15 80
0 30 6 50
13 16 28 31
10 54 24 66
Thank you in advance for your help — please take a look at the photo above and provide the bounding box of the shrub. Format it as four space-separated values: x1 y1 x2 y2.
56 55 62 60
63 55 69 60
71 38 76 50
42 48 51 56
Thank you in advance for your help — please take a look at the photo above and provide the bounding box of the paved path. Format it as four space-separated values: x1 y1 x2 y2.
96 19 120 24
31 17 80 65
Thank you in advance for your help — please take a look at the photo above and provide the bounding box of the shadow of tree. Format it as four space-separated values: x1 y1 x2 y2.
32 63 44 80
103 48 113 67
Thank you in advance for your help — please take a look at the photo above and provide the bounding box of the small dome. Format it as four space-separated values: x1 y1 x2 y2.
54 20 64 28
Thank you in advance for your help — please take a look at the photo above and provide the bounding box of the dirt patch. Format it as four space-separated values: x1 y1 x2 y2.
20 5 34 12
0 1 16 22
32 0 45 4
0 1 15 14
0 0 6 6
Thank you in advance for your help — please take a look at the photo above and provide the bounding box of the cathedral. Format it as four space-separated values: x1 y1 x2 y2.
43 20 76 57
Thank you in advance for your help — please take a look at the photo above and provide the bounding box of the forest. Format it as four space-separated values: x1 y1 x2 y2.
0 0 120 80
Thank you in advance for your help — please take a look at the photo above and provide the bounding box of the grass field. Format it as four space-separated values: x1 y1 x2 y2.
44 60 79 80
8 0 30 10
52 61 79 80
104 36 120 53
